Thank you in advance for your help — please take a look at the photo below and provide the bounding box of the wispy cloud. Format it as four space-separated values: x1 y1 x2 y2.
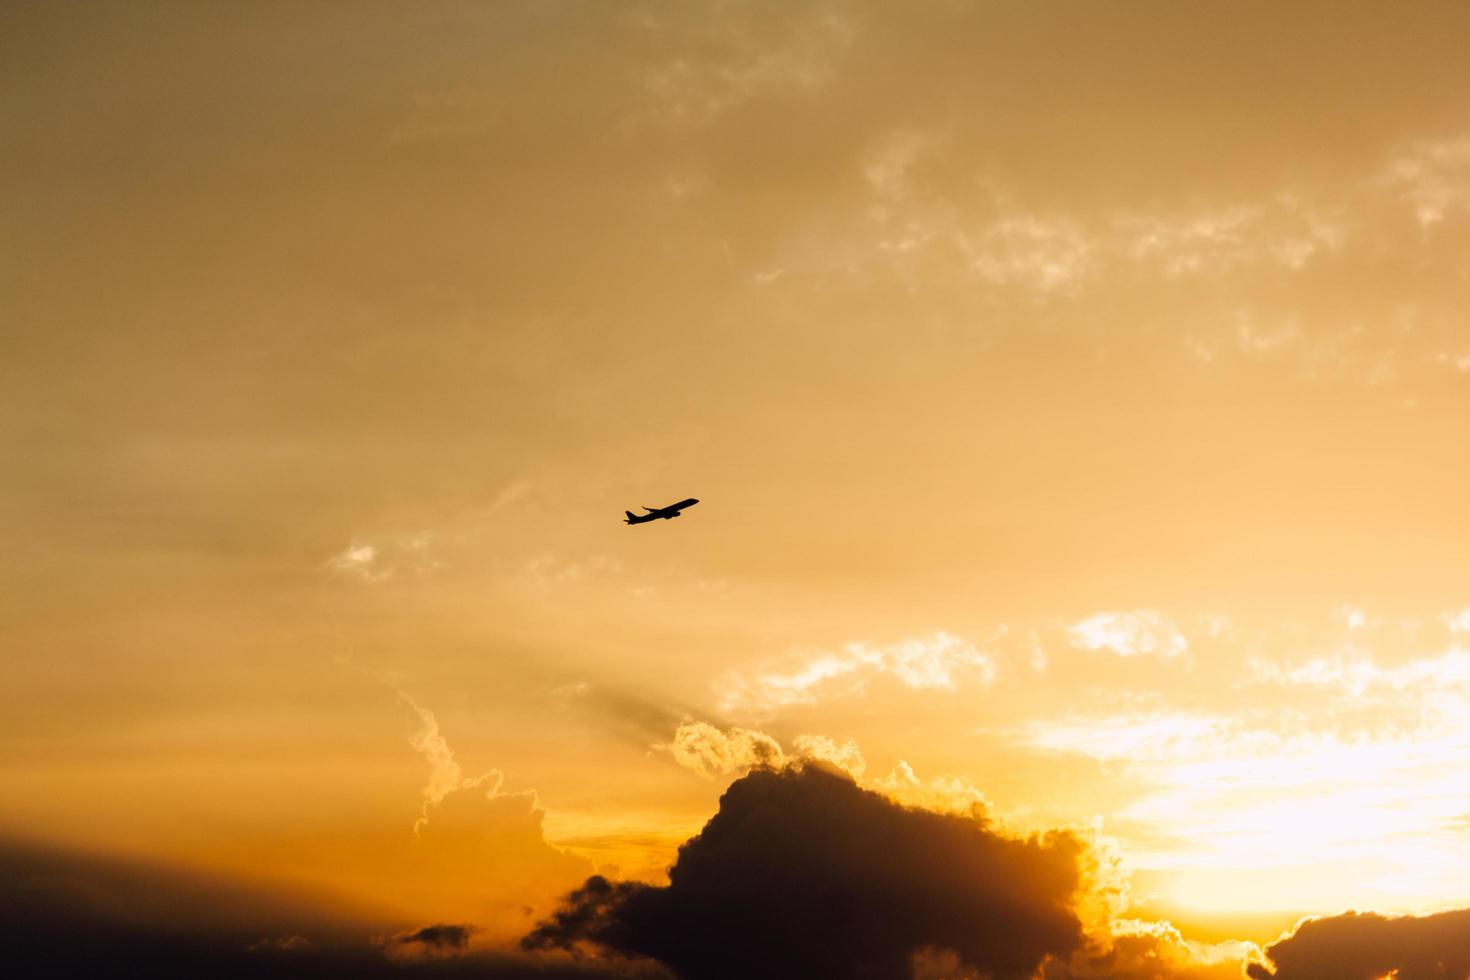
324 535 444 584
325 542 387 582
635 5 855 128
717 632 994 714
1382 136 1470 228
400 694 503 836
1069 611 1189 658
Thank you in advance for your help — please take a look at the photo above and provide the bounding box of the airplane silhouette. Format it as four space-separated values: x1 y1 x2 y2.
624 498 699 525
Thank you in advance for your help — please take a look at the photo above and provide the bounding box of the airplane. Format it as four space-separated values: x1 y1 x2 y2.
624 498 699 525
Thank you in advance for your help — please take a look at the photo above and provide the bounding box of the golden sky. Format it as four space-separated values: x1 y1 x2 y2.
5 2 1470 977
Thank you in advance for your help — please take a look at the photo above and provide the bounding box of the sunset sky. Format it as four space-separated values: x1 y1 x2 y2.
6 3 1470 977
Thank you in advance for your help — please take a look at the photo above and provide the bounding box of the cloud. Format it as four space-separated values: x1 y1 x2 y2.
326 542 385 581
717 632 995 714
635 4 855 128
867 759 990 817
1115 199 1346 280
373 693 598 934
325 534 447 583
382 922 474 961
789 733 866 779
1019 711 1226 762
1247 907 1470 980
656 722 867 782
523 764 1087 980
0 836 658 978
401 693 503 836
1234 312 1303 357
1382 136 1470 228
19 753 1470 980
1069 611 1188 658
393 695 595 935
659 721 788 779
529 759 1314 979
1046 918 1253 979
967 215 1096 293
659 723 989 815
247 934 310 952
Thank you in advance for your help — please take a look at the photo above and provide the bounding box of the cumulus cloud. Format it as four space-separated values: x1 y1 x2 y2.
868 759 990 817
658 722 867 781
523 765 1087 980
1247 907 1470 980
789 733 866 779
528 761 1336 980
659 722 788 779
659 722 990 815
392 695 594 935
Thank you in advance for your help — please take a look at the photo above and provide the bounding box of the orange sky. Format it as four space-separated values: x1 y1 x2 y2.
5 2 1470 974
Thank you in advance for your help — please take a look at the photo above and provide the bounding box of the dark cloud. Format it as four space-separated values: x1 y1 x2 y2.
523 764 1086 980
384 922 475 960
395 923 475 950
1247 907 1470 980
0 837 659 979
247 934 310 952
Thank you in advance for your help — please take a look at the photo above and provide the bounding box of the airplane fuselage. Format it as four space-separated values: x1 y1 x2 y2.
624 498 699 525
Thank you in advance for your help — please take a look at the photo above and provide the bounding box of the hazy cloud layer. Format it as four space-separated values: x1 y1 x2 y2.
0 837 663 979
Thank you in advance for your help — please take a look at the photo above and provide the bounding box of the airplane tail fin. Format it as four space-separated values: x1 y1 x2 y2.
624 510 637 523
